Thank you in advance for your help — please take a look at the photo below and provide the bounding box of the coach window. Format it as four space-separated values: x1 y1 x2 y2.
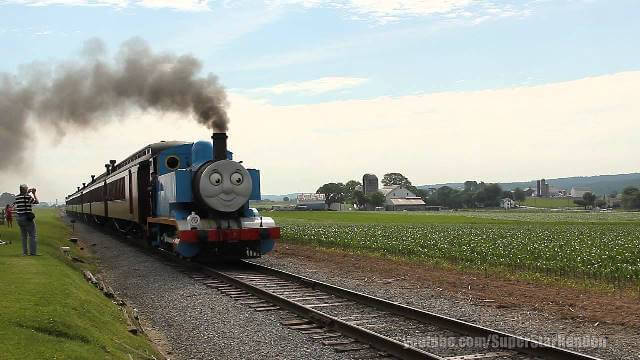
166 156 180 170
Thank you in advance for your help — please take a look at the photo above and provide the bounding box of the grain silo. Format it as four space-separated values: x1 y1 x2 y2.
362 174 379 196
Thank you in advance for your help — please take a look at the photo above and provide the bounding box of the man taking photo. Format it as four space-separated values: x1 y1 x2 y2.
14 184 39 256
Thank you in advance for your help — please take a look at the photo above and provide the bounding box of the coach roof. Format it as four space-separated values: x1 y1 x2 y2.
67 141 192 199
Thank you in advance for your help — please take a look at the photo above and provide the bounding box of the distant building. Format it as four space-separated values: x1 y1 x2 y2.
501 198 516 209
536 179 550 197
380 186 426 211
606 195 621 208
296 193 327 210
570 187 593 198
547 187 568 197
379 186 414 199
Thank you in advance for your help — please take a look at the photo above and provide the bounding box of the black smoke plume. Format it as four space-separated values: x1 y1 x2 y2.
0 37 229 171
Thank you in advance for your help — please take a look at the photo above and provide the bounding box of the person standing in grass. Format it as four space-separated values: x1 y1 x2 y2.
5 204 13 228
13 185 39 256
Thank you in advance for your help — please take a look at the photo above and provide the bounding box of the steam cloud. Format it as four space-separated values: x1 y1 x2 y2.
0 37 229 171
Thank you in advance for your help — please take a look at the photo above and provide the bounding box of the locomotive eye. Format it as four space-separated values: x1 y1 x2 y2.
231 172 243 185
209 172 222 186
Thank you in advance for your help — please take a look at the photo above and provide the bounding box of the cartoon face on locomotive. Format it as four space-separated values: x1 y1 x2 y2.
65 133 279 259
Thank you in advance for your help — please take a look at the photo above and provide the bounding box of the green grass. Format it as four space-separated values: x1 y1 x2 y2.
269 210 640 287
0 209 160 360
522 197 579 208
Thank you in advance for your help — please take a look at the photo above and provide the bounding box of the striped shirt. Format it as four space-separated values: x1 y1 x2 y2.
13 194 37 215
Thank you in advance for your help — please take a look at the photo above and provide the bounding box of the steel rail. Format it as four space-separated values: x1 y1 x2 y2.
241 260 602 360
200 265 446 360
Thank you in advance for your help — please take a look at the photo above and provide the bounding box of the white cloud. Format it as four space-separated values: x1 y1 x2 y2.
272 0 530 23
346 0 475 18
274 0 474 17
2 0 531 20
4 0 209 11
247 76 368 95
5 71 639 201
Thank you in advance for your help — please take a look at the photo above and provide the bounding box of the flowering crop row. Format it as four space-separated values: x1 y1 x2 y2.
281 223 640 284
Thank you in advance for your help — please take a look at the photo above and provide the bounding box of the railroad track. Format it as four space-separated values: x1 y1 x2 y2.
171 259 603 360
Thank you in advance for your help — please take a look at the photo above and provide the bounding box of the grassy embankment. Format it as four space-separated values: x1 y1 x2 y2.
268 210 640 289
0 208 160 360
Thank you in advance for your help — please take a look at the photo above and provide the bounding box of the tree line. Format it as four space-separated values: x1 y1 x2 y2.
315 174 640 211
316 174 521 209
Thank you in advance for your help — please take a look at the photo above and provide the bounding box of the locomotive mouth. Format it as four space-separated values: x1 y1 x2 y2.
217 194 237 202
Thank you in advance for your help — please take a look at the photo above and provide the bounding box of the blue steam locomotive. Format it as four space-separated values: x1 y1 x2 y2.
65 133 279 259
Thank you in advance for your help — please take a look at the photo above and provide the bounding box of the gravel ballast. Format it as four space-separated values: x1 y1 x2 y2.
71 220 355 360
71 215 635 360
253 246 638 360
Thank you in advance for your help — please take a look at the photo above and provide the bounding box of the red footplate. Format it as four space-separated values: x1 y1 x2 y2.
178 227 280 244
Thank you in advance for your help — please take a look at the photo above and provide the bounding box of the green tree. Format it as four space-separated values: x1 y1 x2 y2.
574 199 588 209
344 180 361 203
621 186 640 210
513 188 526 202
464 181 479 192
316 183 346 207
582 192 596 208
483 184 503 207
368 191 386 208
352 190 368 208
382 173 412 187
434 186 461 208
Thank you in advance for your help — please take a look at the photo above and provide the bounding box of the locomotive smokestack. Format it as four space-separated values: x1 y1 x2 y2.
91 175 95 182
212 132 228 162
105 164 111 175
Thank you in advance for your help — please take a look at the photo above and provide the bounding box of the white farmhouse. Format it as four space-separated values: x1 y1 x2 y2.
500 198 516 209
379 186 426 211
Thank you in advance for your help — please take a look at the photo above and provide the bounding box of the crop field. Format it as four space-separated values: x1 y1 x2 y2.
269 210 640 287
522 197 579 209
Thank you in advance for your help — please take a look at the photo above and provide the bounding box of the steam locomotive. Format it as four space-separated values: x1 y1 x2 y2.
65 133 279 259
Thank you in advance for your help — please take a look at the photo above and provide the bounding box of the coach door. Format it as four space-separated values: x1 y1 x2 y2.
128 169 133 217
103 180 108 218
137 160 151 225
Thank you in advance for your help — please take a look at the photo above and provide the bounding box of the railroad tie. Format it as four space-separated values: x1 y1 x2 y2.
288 324 321 330
254 306 280 312
311 333 342 340
238 299 267 305
288 295 334 301
307 302 354 308
321 339 355 346
333 344 370 353
229 294 253 299
281 319 312 326
248 302 271 308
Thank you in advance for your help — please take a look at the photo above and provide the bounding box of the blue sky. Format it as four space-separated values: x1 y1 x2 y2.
2 0 638 103
1 0 640 199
